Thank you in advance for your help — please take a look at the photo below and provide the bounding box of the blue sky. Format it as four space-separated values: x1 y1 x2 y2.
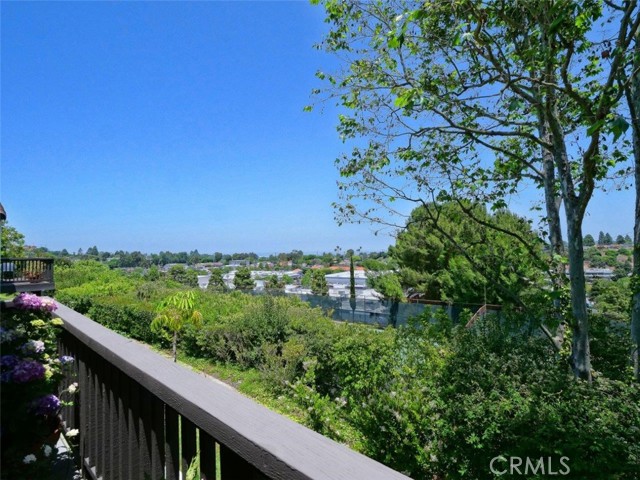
1 1 635 255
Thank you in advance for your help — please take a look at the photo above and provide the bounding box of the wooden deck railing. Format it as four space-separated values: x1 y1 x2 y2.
54 301 411 480
0 257 55 293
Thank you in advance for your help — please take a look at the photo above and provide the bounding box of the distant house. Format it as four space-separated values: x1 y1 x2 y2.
229 260 249 267
196 262 223 270
161 263 188 272
325 270 368 288
584 268 615 280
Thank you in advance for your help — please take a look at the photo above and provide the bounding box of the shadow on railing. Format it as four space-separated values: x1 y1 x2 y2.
0 258 55 293
54 301 410 480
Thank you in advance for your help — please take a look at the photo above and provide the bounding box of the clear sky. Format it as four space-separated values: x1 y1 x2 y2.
1 1 635 255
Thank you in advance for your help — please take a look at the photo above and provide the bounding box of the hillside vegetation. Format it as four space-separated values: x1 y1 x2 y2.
54 261 639 479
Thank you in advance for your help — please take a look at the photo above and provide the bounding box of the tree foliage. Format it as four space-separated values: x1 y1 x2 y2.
584 234 596 247
313 0 639 380
0 222 25 258
391 203 545 305
168 265 198 288
367 272 404 301
151 290 203 362
311 270 329 296
233 266 255 291
206 269 228 293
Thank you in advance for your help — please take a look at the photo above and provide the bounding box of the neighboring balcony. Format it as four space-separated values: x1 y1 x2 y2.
54 301 411 480
0 257 55 294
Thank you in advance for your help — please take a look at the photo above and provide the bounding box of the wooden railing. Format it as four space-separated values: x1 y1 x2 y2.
0 257 54 293
55 301 411 480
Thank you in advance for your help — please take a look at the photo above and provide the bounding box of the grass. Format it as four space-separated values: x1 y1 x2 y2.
151 346 308 423
150 345 364 451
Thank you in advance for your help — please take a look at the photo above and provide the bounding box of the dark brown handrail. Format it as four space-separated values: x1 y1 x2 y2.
54 301 411 480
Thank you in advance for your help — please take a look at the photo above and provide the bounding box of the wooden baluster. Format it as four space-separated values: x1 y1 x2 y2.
182 417 198 479
199 431 217 480
165 406 180 480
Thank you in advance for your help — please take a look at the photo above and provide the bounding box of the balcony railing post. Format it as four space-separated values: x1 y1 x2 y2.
116 371 132 479
77 344 88 476
199 431 217 480
165 406 180 480
139 386 165 479
105 367 121 480
181 417 198 478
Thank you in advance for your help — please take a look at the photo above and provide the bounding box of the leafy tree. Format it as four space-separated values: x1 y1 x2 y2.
624 234 633 245
616 235 626 245
604 233 614 245
310 270 329 296
144 265 161 281
313 0 639 380
584 234 596 247
367 272 404 301
591 278 632 322
361 258 388 271
151 291 203 362
391 203 545 306
265 275 285 290
168 265 198 288
301 269 313 288
0 222 25 258
86 246 99 257
188 249 201 265
233 266 255 291
598 231 607 246
206 269 227 293
614 261 633 280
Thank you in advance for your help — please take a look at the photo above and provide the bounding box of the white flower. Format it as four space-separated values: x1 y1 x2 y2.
23 454 37 464
43 444 53 457
68 383 78 394
66 428 79 437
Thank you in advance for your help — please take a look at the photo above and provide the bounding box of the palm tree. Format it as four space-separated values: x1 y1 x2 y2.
151 290 202 362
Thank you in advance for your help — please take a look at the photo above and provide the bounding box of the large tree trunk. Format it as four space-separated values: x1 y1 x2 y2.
630 32 640 382
634 147 639 380
540 122 565 263
545 97 592 381
539 118 568 351
566 206 592 381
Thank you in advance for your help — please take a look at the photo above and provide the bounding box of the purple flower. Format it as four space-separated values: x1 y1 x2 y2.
41 298 58 312
30 394 61 416
11 359 46 383
20 340 46 355
13 293 43 310
12 293 57 312
0 355 19 368
59 356 74 365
